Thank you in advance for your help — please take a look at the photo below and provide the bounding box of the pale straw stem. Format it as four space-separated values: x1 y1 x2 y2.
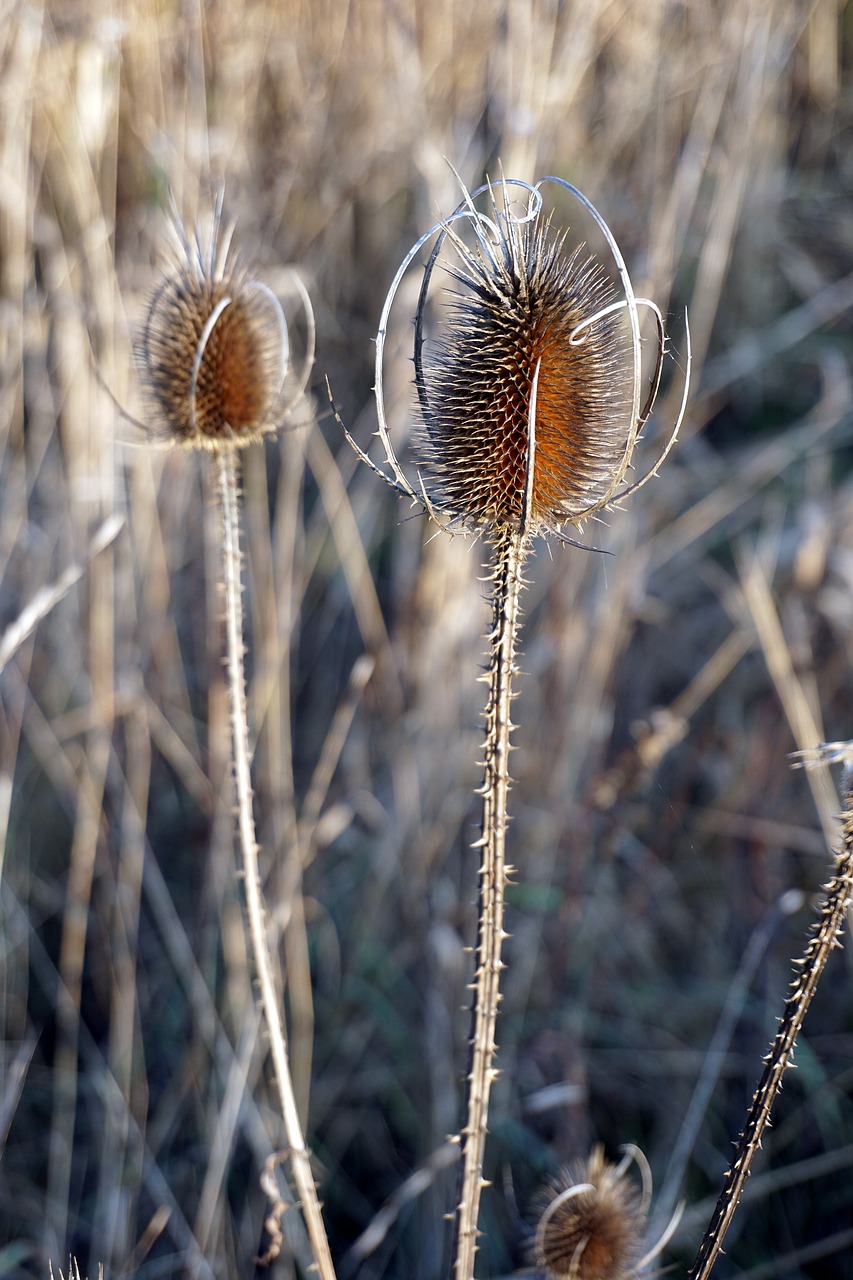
452 528 528 1280
217 447 336 1280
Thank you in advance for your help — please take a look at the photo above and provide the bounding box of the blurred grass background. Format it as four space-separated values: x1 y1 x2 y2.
2 0 853 1277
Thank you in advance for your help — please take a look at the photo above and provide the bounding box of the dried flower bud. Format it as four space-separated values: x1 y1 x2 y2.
534 1147 646 1280
418 217 631 533
358 175 687 542
135 210 296 450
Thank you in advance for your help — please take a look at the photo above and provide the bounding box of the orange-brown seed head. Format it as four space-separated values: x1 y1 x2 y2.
535 1147 645 1280
416 212 632 536
136 230 286 449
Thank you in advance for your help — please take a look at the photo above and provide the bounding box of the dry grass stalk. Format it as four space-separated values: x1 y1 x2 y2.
0 515 123 677
134 208 334 1280
348 174 687 1280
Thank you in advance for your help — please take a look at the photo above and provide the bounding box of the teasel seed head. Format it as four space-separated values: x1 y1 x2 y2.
353 174 689 541
534 1147 645 1280
135 203 312 450
418 217 630 533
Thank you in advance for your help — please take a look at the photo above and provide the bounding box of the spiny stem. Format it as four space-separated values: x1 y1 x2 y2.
217 447 337 1280
689 776 853 1280
452 527 528 1280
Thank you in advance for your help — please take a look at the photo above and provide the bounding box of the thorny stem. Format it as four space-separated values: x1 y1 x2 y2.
452 528 528 1280
689 775 853 1280
217 448 337 1280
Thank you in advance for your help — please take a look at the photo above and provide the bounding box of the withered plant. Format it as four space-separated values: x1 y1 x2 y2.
534 1145 680 1280
133 205 334 1280
342 175 689 1280
689 748 853 1280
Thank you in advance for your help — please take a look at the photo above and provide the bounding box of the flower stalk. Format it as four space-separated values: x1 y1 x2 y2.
452 525 528 1280
218 446 336 1280
689 765 853 1280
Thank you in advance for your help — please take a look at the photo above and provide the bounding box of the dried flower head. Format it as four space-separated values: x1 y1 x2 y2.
534 1146 682 1280
418 218 632 531
535 1147 646 1280
345 174 688 541
135 203 312 450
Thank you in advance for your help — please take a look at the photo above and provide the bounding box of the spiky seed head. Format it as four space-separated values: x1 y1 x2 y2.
362 176 685 538
136 217 289 450
534 1147 645 1280
416 204 632 536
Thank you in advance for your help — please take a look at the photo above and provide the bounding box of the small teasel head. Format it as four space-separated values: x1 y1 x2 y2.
135 200 311 450
534 1145 682 1280
535 1146 645 1280
355 174 688 541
